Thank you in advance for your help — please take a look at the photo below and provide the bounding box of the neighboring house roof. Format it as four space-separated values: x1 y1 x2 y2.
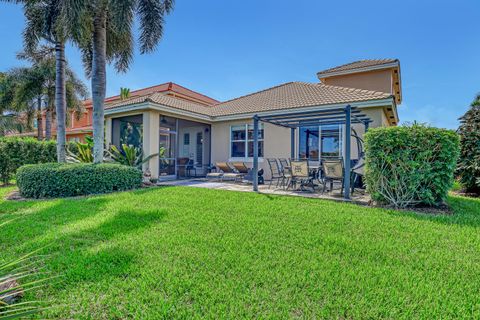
106 81 393 119
317 59 399 78
106 92 211 117
84 82 219 107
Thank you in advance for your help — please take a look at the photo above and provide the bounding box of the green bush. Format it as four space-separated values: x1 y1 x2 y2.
0 137 78 185
16 163 142 198
457 99 480 194
364 124 459 207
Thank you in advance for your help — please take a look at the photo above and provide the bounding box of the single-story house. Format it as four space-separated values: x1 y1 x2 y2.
104 59 402 182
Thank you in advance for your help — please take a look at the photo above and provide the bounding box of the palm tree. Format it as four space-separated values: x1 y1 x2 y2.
1 51 88 142
17 0 71 161
66 0 174 163
0 72 30 136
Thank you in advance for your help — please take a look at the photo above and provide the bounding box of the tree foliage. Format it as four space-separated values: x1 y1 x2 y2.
365 124 460 207
457 94 480 194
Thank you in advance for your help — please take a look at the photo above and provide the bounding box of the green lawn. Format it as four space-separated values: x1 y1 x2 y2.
1 186 479 319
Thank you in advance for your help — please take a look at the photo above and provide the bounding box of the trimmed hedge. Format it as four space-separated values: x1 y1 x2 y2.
0 137 79 185
364 124 459 207
16 163 142 198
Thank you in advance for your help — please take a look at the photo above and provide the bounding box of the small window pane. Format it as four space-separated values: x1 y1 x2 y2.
231 141 246 157
247 124 264 140
183 133 190 145
231 126 246 140
248 141 264 157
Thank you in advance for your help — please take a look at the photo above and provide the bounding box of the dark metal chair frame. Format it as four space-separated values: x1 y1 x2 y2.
266 158 283 189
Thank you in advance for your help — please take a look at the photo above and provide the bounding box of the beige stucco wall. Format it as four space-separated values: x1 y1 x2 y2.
210 106 389 180
211 120 291 179
321 69 393 95
105 104 390 181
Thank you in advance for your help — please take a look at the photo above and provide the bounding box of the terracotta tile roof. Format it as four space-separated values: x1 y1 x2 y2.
106 92 212 116
210 82 392 116
106 82 393 118
317 59 399 77
83 82 219 107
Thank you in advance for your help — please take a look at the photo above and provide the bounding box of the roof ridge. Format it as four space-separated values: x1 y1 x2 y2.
215 82 295 106
150 92 210 108
169 83 220 103
311 82 393 96
317 59 398 75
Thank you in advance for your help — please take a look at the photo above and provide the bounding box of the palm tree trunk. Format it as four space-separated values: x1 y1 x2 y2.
55 41 67 162
36 96 43 140
92 12 107 163
45 101 52 140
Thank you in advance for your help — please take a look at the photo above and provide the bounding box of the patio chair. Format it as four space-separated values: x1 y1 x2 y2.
215 162 243 182
290 160 316 191
322 158 344 194
186 159 197 178
278 158 291 189
266 158 283 188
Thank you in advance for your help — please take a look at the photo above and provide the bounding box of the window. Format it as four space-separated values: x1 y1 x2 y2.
320 124 342 157
299 124 342 160
230 124 264 158
120 120 143 148
183 133 190 145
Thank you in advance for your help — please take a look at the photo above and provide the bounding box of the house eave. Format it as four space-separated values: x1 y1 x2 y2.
317 61 400 79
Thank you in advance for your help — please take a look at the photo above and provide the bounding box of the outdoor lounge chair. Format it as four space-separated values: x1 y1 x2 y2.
214 162 243 182
231 162 250 175
322 159 344 194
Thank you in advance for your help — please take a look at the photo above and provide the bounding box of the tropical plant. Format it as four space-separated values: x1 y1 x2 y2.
66 136 94 163
457 93 480 194
108 144 161 169
64 0 174 163
120 87 130 100
0 220 51 319
0 72 31 136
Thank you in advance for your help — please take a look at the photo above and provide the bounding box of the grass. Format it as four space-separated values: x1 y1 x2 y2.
1 186 480 319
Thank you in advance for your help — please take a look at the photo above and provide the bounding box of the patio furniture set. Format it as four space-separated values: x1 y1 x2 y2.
206 158 365 195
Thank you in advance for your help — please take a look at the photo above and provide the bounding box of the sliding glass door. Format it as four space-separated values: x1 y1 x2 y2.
159 116 177 180
298 124 342 160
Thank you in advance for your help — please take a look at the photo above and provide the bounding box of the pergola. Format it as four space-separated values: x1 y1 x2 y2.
252 105 372 200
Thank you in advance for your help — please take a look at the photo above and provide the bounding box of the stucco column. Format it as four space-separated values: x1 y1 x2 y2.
105 117 112 147
142 111 160 179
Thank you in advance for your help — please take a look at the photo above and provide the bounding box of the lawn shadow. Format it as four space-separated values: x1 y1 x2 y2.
44 208 167 288
386 195 480 228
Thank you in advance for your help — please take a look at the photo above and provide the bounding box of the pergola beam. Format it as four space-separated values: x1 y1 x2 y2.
259 109 362 121
253 104 367 200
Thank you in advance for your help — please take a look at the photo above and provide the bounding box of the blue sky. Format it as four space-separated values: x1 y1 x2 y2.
1 0 479 129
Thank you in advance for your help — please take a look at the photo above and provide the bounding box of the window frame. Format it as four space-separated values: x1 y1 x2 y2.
229 123 264 159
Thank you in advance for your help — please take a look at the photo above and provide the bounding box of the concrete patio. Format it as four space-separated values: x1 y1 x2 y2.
156 179 371 205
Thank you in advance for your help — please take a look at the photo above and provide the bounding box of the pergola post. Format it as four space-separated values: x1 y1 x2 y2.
364 120 369 132
253 115 259 192
290 127 295 159
344 105 351 200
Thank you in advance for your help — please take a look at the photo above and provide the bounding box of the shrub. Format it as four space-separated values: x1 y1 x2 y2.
457 97 480 194
364 124 459 207
16 163 142 198
0 137 79 185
